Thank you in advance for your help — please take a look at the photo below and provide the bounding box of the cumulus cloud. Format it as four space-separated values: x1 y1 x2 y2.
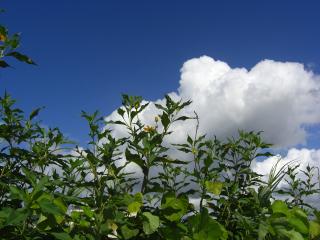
107 56 320 148
178 56 320 147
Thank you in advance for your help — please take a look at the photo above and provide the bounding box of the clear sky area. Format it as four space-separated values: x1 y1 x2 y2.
1 0 320 150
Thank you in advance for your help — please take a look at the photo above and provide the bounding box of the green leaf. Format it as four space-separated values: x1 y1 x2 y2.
29 107 42 120
204 156 213 168
9 186 27 201
117 108 125 117
175 116 191 121
6 51 36 65
205 181 223 195
277 229 304 240
154 157 187 165
128 201 142 214
205 221 228 240
190 209 228 240
81 206 94 218
37 198 64 215
142 212 160 235
287 216 308 234
161 195 188 222
187 135 193 145
32 176 49 197
292 207 308 220
139 102 149 113
36 214 48 226
309 221 320 239
54 198 67 213
0 60 10 68
8 33 20 49
121 225 139 239
109 120 126 126
272 200 289 216
258 222 269 240
134 192 143 202
0 208 29 226
154 103 166 111
125 149 145 170
51 232 73 240
161 112 170 129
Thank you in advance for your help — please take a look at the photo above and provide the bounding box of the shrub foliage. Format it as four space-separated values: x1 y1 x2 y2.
0 93 319 240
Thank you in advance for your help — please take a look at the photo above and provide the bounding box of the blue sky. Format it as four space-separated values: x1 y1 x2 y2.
1 0 320 147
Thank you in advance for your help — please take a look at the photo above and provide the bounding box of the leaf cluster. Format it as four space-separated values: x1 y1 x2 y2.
0 14 35 68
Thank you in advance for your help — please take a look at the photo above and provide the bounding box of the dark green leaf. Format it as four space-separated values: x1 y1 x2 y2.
161 112 170 129
117 108 125 117
0 60 10 68
6 51 36 65
121 225 139 239
29 107 42 120
51 232 73 240
37 198 64 215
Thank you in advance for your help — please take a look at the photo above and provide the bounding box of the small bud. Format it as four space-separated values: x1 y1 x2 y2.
134 102 140 109
0 34 6 42
143 125 155 133
192 148 197 155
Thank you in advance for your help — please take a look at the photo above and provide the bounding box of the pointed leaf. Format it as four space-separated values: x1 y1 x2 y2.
6 51 36 65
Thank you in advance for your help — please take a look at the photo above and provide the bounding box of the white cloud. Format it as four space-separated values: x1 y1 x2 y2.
178 56 320 148
106 56 320 148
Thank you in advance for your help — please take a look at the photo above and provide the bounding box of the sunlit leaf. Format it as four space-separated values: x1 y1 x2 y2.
142 212 160 235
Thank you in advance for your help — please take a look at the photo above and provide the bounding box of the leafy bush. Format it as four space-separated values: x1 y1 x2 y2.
0 92 319 240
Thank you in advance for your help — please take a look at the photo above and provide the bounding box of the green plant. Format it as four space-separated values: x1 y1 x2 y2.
259 200 320 240
277 164 320 211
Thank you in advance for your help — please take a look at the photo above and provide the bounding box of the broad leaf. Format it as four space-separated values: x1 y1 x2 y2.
205 181 223 195
121 225 139 239
142 212 160 235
